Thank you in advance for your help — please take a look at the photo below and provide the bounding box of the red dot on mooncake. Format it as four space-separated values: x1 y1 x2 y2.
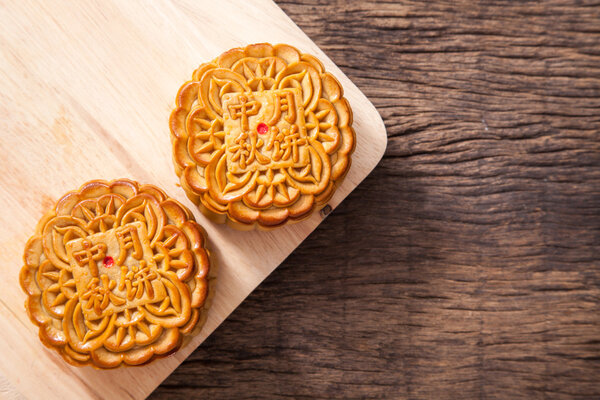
257 122 269 134
103 256 114 268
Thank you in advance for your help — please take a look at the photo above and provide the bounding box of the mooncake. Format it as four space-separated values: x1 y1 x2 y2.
19 179 212 368
170 43 356 229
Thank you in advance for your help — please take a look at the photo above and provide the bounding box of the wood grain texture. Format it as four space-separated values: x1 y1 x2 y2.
0 0 385 399
152 0 600 399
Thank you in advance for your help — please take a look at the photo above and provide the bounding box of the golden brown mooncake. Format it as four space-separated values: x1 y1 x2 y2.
170 43 356 230
19 179 212 368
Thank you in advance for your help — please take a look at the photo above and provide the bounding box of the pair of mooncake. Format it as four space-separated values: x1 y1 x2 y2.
19 43 356 368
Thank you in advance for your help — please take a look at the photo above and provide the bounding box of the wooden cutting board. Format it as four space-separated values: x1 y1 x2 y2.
0 1 386 398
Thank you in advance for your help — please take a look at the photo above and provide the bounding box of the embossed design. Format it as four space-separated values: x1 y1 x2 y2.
227 94 261 131
222 88 311 175
118 261 159 301
20 179 212 368
229 129 270 169
171 43 356 228
81 275 126 315
267 90 296 125
115 225 144 264
72 240 107 276
266 125 307 162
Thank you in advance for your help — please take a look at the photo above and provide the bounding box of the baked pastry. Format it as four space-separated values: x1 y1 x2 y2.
19 179 212 368
170 43 356 229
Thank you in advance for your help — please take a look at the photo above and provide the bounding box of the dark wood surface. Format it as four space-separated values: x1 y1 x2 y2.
151 1 600 399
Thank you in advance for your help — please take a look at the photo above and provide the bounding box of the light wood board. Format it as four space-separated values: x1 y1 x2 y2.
0 1 387 399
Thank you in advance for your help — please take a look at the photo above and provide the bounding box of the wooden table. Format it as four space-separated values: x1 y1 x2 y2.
151 1 600 398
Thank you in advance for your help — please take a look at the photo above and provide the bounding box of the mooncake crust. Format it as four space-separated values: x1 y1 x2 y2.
170 43 356 230
19 179 212 368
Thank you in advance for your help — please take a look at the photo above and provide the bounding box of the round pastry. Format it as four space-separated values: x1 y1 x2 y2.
170 43 356 229
19 179 212 368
